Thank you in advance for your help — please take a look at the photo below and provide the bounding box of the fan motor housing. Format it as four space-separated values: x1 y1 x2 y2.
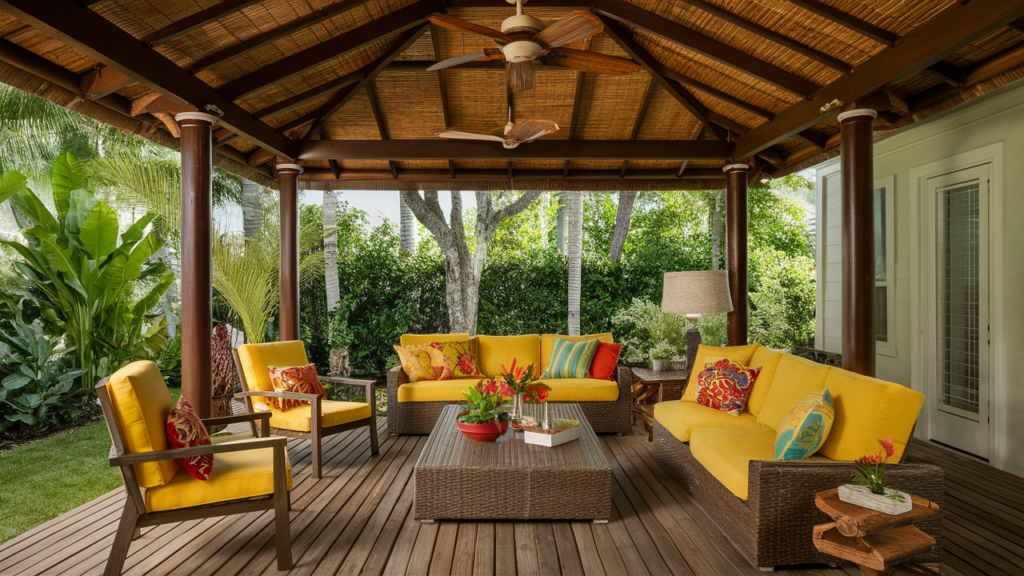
502 39 545 63
501 14 545 35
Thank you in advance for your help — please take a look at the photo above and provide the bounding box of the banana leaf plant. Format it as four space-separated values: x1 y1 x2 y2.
0 152 173 388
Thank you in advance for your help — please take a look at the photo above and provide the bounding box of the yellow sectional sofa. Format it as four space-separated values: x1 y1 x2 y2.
652 344 944 570
386 333 631 435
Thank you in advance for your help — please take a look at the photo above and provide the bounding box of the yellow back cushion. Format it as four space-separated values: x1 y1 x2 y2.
683 344 760 402
400 333 470 347
756 354 832 430
105 360 178 488
237 341 310 409
746 347 784 417
817 368 923 462
476 334 541 378
541 333 614 373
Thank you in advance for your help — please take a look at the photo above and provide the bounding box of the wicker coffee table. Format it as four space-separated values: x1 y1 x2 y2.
414 403 612 522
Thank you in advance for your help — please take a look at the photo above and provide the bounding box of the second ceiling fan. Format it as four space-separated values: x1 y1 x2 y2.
428 0 640 92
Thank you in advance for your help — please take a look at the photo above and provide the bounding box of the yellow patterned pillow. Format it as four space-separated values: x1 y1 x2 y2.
438 340 484 378
774 388 835 461
394 344 451 382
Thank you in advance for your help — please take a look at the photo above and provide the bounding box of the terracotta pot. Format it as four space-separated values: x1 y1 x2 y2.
456 418 509 442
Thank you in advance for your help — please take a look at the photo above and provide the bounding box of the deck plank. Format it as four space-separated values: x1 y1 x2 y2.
472 522 495 576
450 522 477 576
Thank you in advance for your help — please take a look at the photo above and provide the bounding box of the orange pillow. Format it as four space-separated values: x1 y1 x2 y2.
165 397 212 481
589 342 622 380
267 363 326 411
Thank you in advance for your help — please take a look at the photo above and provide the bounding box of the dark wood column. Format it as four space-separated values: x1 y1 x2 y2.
839 108 877 377
277 163 302 342
724 163 750 346
176 112 217 418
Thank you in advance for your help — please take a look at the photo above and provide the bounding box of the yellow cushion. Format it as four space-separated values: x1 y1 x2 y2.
746 347 784 417
400 333 470 347
683 344 761 402
396 378 484 402
268 400 372 432
237 341 310 410
144 446 293 512
477 335 541 378
817 368 924 462
653 400 763 442
690 427 830 500
756 354 832 431
538 378 619 402
105 361 179 488
541 333 613 374
394 344 449 382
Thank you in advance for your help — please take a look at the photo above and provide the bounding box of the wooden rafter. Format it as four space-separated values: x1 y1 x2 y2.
782 0 899 47
658 65 774 120
366 82 399 179
145 0 262 47
562 38 589 178
430 22 457 180
81 65 133 99
733 0 1024 158
595 1 820 98
218 0 439 101
620 76 658 178
300 167 726 181
298 140 732 161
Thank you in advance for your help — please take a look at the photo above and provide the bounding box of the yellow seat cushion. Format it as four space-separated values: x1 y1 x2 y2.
400 333 471 347
746 347 784 417
756 354 832 431
817 368 923 462
539 378 619 402
477 335 541 378
268 400 372 432
653 400 764 442
682 344 761 402
396 378 484 402
690 427 830 500
237 341 310 411
105 361 178 488
540 333 613 374
144 446 293 512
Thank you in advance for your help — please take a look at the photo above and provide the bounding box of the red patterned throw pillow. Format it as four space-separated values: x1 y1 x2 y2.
696 358 762 416
166 397 213 481
267 363 326 411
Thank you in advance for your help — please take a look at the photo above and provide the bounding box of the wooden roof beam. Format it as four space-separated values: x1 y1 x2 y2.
563 47 588 178
144 0 263 47
733 0 1024 158
81 65 133 98
620 76 658 179
218 0 440 101
594 1 820 99
0 0 295 158
300 167 727 181
430 22 456 180
366 82 399 179
298 140 733 161
781 0 899 47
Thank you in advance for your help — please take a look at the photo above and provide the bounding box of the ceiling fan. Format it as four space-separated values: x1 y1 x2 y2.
437 107 559 149
427 0 639 92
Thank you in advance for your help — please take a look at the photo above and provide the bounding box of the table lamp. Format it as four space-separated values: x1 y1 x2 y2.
661 271 735 371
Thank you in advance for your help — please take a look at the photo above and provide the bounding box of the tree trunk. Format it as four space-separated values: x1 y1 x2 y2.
556 197 566 255
609 191 637 262
712 190 723 270
241 179 262 238
399 195 417 253
539 192 549 248
323 190 340 311
566 191 583 336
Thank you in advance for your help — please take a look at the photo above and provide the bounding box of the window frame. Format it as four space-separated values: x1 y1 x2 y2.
875 174 897 357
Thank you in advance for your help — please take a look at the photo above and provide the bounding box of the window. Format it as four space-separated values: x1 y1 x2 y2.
875 175 896 356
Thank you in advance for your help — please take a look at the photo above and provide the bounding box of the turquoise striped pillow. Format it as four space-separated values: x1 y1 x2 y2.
541 338 600 379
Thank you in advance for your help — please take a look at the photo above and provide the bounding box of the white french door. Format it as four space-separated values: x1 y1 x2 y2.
925 165 990 459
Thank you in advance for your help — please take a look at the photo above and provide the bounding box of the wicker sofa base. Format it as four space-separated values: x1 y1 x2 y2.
652 419 943 570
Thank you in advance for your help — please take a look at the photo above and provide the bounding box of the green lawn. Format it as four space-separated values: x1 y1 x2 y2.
0 388 182 544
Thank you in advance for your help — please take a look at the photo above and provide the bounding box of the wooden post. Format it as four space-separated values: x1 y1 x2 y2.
176 112 217 418
839 109 877 377
724 163 749 346
277 163 302 342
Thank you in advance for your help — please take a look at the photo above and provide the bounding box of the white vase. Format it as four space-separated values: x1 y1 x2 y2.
652 358 669 371
837 484 913 515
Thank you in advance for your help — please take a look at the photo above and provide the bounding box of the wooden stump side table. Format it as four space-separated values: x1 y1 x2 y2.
813 488 941 576
630 366 689 441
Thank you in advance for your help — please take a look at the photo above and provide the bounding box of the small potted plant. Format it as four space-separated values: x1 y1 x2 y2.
649 340 676 371
456 385 509 442
838 438 912 515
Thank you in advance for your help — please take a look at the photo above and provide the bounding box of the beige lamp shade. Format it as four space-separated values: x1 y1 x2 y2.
661 271 734 315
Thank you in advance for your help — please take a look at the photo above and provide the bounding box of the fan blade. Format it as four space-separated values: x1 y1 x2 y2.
507 61 535 93
437 130 506 143
505 120 559 143
532 11 603 49
430 14 513 43
427 48 505 71
544 48 640 74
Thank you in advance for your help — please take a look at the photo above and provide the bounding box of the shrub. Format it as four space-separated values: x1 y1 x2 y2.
749 249 816 350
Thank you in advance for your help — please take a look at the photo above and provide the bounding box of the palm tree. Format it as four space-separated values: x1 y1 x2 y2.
538 192 549 248
399 195 417 253
323 190 340 311
241 179 262 238
565 191 583 335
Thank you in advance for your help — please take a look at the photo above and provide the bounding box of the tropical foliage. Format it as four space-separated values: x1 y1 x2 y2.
610 298 689 367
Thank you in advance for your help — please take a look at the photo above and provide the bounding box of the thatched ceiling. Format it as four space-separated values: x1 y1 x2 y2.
0 0 1023 191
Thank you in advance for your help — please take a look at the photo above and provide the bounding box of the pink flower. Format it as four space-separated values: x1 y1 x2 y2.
481 380 498 395
879 438 896 459
855 453 884 466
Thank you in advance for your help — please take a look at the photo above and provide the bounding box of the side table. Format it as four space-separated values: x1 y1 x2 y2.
630 366 689 441
813 487 940 576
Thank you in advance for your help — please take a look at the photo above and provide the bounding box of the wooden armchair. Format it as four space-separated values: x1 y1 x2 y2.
232 340 379 479
96 361 292 576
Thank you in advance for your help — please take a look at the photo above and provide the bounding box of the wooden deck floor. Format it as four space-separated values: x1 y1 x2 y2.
0 416 1020 576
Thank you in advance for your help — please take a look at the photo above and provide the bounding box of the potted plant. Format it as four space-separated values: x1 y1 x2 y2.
649 341 677 371
456 385 509 442
838 438 912 515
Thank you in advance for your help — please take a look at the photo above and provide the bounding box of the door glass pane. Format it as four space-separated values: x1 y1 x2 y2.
936 181 980 414
875 286 888 342
874 187 886 282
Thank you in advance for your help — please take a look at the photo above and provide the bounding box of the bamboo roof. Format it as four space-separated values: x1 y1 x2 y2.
1 0 1023 191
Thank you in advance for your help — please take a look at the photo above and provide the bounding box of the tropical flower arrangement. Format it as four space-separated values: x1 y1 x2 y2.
852 438 907 503
495 358 551 403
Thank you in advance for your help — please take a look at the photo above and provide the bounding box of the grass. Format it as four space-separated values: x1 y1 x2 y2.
0 388 182 545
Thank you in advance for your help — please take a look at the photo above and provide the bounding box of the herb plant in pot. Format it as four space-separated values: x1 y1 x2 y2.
456 385 509 442
649 341 676 372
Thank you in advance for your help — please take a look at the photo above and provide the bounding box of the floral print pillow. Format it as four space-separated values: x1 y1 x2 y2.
267 363 326 411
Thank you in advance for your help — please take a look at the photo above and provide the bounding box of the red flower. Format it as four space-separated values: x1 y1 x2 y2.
878 438 896 459
499 382 513 400
855 453 884 466
481 379 499 395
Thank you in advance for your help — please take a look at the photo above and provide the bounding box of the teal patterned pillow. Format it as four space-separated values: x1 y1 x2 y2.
540 338 600 379
774 388 835 461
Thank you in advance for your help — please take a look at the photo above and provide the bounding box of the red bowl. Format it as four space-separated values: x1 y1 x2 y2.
456 419 508 442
